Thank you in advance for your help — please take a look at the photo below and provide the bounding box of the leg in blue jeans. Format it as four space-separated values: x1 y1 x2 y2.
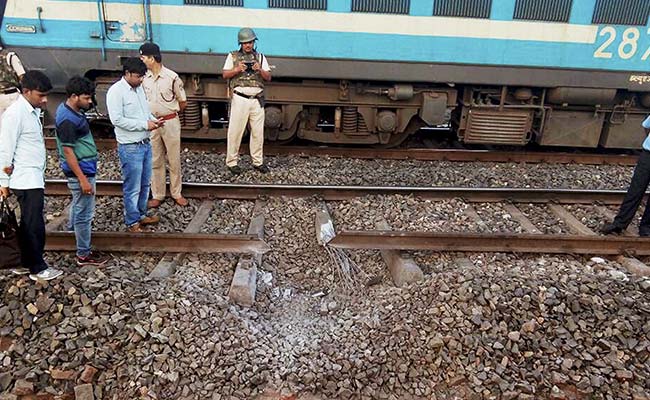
67 176 96 257
118 143 150 227
138 143 152 218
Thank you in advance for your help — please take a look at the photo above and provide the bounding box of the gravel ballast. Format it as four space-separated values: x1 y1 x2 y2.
1 147 646 399
45 149 636 190
1 251 649 399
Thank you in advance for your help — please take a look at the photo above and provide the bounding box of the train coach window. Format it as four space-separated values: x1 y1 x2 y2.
268 0 327 10
592 0 650 26
183 0 243 5
351 0 410 14
433 0 491 19
513 0 572 22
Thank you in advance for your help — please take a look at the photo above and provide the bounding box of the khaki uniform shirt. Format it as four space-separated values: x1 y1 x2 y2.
142 65 187 117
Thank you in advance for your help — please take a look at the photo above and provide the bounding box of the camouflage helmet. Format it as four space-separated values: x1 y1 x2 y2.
238 27 257 44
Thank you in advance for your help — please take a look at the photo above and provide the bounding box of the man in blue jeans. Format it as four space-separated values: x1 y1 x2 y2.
55 76 110 266
106 58 162 232
601 115 650 237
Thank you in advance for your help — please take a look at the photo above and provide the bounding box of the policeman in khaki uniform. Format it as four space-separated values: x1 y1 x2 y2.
222 27 272 175
0 42 26 122
139 42 189 207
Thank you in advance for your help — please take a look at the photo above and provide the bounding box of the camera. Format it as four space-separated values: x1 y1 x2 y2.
244 61 254 72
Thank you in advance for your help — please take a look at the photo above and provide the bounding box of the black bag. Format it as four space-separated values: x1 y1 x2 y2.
0 197 21 269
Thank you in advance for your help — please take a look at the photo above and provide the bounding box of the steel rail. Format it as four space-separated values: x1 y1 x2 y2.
44 137 638 165
45 232 270 254
329 231 650 255
44 179 630 204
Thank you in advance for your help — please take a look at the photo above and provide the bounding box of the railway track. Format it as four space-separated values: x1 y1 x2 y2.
45 231 268 253
45 179 628 203
42 180 650 256
44 137 639 165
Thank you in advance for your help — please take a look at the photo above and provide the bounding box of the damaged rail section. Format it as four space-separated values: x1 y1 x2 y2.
44 181 650 256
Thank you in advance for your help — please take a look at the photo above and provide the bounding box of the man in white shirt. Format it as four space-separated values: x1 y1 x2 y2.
0 71 63 281
222 27 272 175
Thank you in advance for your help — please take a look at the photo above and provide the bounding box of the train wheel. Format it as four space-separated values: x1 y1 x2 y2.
272 136 296 145
373 132 410 148
373 118 425 149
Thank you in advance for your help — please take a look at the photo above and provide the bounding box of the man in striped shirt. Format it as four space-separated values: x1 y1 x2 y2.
55 76 109 266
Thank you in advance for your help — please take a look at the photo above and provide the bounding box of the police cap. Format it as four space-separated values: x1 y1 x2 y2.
139 42 161 57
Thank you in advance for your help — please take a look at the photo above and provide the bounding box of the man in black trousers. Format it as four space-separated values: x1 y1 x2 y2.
0 71 63 281
601 115 650 237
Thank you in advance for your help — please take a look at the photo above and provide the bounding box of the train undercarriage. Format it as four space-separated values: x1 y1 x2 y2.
91 74 650 149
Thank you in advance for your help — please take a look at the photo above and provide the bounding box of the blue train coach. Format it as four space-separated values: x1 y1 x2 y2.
3 0 650 148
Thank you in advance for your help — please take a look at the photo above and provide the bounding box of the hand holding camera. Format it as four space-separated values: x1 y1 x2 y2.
238 61 255 73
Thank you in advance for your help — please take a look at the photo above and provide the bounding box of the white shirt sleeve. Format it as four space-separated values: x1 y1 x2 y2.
223 53 234 70
260 54 270 72
7 52 25 77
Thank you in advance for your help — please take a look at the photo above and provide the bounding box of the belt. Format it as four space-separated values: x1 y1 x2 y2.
124 138 150 145
157 112 177 121
0 87 19 95
233 90 263 99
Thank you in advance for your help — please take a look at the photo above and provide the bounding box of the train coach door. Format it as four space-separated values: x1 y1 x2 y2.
100 0 150 42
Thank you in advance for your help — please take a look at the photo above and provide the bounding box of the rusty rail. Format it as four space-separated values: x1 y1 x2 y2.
45 231 270 254
329 231 650 256
42 180 646 256
44 179 630 204
44 137 638 165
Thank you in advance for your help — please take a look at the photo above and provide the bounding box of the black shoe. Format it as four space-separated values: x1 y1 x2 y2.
228 165 242 175
253 164 270 173
600 223 624 235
